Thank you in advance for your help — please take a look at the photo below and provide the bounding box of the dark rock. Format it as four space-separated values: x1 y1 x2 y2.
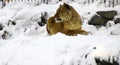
114 18 120 24
2 31 10 39
11 21 16 25
85 53 89 58
93 47 96 49
0 23 4 31
8 20 16 26
1 2 6 8
38 12 48 26
88 15 108 26
97 10 117 20
88 10 118 27
88 12 90 14
95 58 119 65
38 22 46 26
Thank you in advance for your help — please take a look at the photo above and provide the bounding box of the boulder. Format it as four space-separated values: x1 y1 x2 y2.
97 10 117 20
0 23 4 30
38 12 48 26
95 58 119 65
2 31 11 39
114 18 120 24
8 20 16 26
88 15 108 26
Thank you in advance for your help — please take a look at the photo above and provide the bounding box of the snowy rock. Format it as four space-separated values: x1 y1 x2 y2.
0 23 4 30
2 30 11 39
95 58 119 65
8 20 16 26
114 18 120 24
38 12 48 26
88 10 118 27
88 15 107 26
97 10 117 20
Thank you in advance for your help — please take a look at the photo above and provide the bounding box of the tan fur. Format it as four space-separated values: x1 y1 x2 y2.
46 3 87 36
4 0 10 3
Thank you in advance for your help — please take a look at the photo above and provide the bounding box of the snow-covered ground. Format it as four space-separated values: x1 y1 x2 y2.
0 2 120 65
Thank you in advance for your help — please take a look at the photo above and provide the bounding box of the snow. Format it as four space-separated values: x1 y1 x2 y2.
0 34 120 65
0 2 120 65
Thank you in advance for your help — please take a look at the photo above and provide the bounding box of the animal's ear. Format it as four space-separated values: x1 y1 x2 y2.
63 3 67 5
63 3 70 9
59 4 62 8
60 4 62 7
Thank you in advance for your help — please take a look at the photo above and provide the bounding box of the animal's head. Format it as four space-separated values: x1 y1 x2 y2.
54 3 78 22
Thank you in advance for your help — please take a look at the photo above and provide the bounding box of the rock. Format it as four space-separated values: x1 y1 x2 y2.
2 31 11 39
88 15 108 26
97 10 117 20
11 21 16 25
114 18 120 24
8 20 16 26
95 58 119 65
38 21 46 26
38 12 48 26
0 23 4 31
88 10 118 27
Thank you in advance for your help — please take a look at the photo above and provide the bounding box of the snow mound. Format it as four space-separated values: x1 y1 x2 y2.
0 34 120 65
